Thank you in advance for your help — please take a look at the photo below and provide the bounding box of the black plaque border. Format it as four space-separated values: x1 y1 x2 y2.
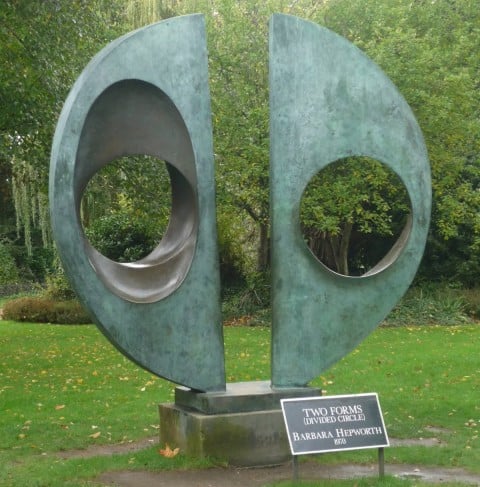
281 392 389 455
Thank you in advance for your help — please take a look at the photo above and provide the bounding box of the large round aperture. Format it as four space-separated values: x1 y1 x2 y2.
75 79 198 303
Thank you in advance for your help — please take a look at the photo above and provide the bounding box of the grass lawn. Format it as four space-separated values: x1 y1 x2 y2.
0 320 478 486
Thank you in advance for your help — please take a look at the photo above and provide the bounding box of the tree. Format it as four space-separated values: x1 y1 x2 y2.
124 0 479 281
82 155 172 261
300 158 410 276
0 145 14 231
320 0 480 284
131 0 323 273
3 0 479 287
0 0 125 257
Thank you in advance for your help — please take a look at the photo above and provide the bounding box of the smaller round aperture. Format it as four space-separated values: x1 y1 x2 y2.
300 156 411 277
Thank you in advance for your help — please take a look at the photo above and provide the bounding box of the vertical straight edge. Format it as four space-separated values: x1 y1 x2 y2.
378 447 385 477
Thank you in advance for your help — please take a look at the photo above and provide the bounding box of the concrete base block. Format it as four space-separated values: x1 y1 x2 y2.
159 381 322 466
159 404 290 466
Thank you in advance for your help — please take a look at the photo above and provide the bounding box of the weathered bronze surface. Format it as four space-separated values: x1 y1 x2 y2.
269 14 431 387
51 13 431 401
50 15 225 391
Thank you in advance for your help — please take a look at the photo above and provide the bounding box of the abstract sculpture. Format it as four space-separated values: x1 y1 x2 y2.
50 15 225 392
50 13 430 464
269 14 431 387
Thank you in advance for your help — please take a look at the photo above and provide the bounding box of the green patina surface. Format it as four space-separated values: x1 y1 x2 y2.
269 14 431 387
50 13 431 401
50 15 225 392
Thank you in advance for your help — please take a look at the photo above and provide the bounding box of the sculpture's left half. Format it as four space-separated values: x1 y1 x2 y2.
49 15 226 392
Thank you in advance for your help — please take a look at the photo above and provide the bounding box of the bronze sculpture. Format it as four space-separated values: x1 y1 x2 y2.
50 13 431 465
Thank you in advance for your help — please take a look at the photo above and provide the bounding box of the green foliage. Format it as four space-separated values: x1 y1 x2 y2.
320 0 480 285
2 296 91 324
217 211 247 287
384 286 468 327
0 140 14 230
170 0 480 284
205 0 271 271
457 288 480 321
2 0 479 286
235 282 473 329
301 157 410 275
8 239 55 282
125 0 177 26
0 0 125 257
222 271 271 322
43 263 76 301
81 155 171 240
420 232 480 288
161 0 324 273
81 155 171 263
85 212 160 262
0 241 18 285
0 211 54 282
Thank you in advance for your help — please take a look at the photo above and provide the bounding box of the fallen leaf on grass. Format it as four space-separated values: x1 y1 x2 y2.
55 404 65 410
89 431 101 439
159 444 179 458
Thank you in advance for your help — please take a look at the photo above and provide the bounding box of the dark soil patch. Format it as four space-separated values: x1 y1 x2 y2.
56 436 444 460
98 462 480 486
57 437 157 459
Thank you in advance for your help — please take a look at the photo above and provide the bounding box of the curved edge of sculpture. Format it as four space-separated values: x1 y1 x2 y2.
49 15 226 392
269 14 431 387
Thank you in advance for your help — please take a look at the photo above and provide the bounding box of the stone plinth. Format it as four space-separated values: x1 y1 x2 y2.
159 381 321 466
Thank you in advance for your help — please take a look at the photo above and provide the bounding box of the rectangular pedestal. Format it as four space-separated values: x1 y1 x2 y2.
159 381 322 466
175 380 321 414
159 403 290 466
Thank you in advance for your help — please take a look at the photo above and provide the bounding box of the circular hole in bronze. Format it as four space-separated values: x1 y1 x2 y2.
75 79 198 303
81 155 171 262
300 156 411 277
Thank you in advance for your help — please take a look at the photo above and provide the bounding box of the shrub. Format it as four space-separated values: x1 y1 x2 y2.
462 288 480 320
0 242 19 286
222 271 271 322
3 297 91 324
384 286 469 326
6 232 55 282
85 212 160 262
43 264 76 300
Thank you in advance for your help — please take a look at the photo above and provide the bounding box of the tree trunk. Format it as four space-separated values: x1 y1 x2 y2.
257 220 270 272
328 222 353 276
337 221 353 276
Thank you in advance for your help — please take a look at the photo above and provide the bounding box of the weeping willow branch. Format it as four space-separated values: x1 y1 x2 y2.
125 0 178 28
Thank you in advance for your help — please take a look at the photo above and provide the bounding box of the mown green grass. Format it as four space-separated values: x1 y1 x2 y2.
301 325 480 487
0 321 479 486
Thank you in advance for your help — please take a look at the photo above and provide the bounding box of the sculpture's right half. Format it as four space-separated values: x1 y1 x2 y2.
269 14 431 388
